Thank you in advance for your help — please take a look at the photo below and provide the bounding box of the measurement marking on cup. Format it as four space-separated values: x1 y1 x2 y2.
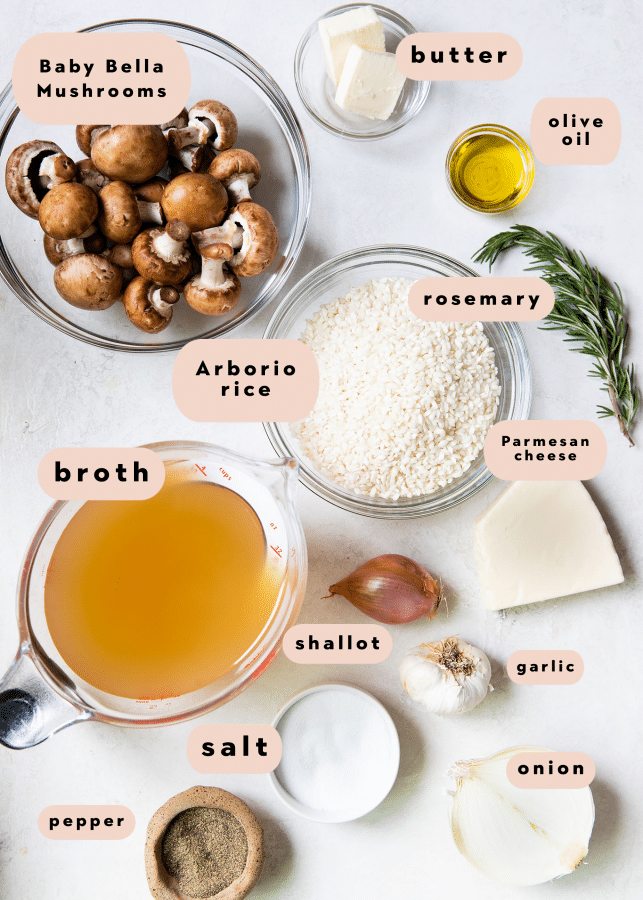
271 545 283 557
194 464 207 477
219 467 232 481
269 522 278 530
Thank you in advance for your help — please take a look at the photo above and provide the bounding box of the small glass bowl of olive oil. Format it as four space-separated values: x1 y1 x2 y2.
446 124 535 213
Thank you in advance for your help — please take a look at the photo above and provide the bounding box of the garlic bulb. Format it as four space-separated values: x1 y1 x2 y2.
400 636 492 715
448 747 595 886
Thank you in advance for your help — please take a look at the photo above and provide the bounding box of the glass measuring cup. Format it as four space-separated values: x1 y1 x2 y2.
0 441 307 749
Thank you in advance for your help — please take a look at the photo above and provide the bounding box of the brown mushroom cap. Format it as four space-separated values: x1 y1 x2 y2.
132 222 193 285
161 173 228 233
228 202 279 277
91 126 168 184
103 242 134 269
53 253 122 309
5 140 76 218
189 100 238 151
75 125 109 157
38 182 99 240
122 276 179 333
98 181 142 244
209 149 261 202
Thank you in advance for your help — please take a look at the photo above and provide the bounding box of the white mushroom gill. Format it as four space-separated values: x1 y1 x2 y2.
152 229 189 263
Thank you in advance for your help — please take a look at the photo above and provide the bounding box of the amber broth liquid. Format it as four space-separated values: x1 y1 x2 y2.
44 479 274 699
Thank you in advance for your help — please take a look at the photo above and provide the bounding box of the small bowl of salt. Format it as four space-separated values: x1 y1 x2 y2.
268 683 400 823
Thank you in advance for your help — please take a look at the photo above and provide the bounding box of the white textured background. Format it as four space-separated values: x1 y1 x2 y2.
0 1 641 897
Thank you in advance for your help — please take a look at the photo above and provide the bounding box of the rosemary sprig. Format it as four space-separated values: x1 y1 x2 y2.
473 225 638 447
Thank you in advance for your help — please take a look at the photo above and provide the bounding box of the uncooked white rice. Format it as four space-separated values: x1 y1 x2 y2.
292 277 501 500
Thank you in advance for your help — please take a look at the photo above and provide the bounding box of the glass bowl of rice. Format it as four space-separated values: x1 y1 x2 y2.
263 245 532 518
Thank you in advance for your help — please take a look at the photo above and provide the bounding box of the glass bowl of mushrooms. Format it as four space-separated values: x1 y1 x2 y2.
0 20 311 352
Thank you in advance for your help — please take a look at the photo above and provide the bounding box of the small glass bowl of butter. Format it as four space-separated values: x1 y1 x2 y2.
295 4 430 140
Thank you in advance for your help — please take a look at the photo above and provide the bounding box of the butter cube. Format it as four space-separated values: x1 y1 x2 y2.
335 45 406 120
318 6 385 86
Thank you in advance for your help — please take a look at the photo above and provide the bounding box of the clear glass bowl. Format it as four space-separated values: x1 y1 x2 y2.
0 19 311 352
446 124 535 213
263 245 532 518
294 4 430 140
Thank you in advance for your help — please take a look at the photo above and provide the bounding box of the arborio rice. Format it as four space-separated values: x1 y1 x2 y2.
292 278 501 500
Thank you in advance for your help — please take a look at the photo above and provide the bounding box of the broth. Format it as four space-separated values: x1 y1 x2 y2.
44 479 273 699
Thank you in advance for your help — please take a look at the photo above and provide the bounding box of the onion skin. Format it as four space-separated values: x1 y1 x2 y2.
328 554 443 624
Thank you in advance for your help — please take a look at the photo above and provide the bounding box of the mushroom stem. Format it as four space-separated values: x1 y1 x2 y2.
152 220 190 263
199 249 234 291
150 285 180 317
137 199 163 224
226 176 253 203
39 152 76 189
192 219 243 253
168 118 216 150
171 144 204 172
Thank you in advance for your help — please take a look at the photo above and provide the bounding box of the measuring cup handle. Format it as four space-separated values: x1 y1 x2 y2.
0 645 90 749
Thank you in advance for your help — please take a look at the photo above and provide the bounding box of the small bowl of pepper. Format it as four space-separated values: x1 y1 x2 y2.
145 786 264 900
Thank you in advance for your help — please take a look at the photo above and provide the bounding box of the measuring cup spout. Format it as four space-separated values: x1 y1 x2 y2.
0 645 90 750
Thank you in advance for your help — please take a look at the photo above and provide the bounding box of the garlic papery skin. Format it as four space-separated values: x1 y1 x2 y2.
400 637 492 715
448 747 595 886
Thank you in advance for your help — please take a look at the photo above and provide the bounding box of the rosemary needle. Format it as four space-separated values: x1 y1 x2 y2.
473 225 638 447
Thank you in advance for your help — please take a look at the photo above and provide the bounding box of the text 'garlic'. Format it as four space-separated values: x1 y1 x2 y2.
448 747 595 886
400 636 492 715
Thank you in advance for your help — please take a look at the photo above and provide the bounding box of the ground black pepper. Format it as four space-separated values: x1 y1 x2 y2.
161 806 248 899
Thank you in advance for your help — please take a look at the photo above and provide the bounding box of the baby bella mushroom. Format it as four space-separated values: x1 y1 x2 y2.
5 140 77 218
53 253 122 310
133 178 166 224
161 173 228 233
132 219 193 285
75 158 111 195
166 99 238 153
91 125 168 184
184 243 241 315
38 182 98 240
123 277 179 333
209 149 262 204
228 202 279 276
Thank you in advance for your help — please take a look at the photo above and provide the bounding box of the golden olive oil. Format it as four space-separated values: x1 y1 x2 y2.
448 130 533 212
44 479 275 700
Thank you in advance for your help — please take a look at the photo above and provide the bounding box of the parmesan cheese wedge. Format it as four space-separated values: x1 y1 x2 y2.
474 481 624 610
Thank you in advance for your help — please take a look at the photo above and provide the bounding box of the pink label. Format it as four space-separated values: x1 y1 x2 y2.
187 725 282 774
484 420 607 480
173 339 319 423
396 33 522 81
282 625 392 663
507 753 595 788
531 98 620 164
507 651 584 685
409 277 554 322
13 33 190 124
38 447 165 500
38 806 135 839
